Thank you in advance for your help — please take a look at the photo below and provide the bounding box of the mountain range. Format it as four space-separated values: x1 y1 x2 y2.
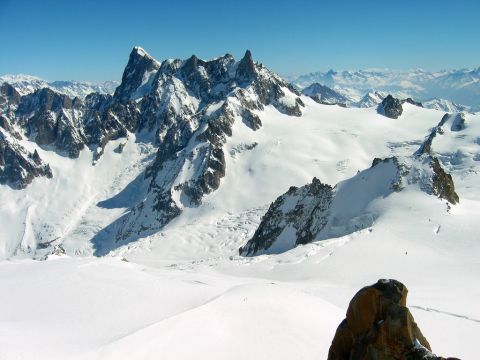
289 67 480 111
4 65 479 114
0 74 119 99
1 47 479 359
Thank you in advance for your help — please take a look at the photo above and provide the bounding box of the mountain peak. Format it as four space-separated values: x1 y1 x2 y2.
132 46 152 59
243 49 253 61
236 49 256 83
114 46 161 101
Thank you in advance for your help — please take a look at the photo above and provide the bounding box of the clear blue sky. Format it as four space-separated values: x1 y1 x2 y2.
1 0 479 81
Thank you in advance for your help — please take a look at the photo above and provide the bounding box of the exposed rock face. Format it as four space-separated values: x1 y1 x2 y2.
0 83 21 106
451 112 466 131
113 46 161 102
414 113 460 204
16 88 86 157
328 279 460 360
431 157 459 204
378 94 403 119
402 97 423 107
416 114 450 156
0 129 52 189
236 49 256 84
240 178 334 256
301 83 348 106
240 158 402 256
240 154 459 256
355 93 423 109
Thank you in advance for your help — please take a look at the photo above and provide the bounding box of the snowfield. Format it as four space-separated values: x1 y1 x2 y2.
1 98 479 359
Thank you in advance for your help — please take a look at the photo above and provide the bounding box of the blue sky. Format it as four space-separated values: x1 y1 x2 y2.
1 0 479 81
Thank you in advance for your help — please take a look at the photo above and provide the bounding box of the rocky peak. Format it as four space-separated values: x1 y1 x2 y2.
114 46 161 102
236 49 256 84
181 54 201 75
239 177 334 256
0 83 21 105
17 87 73 114
328 279 459 360
378 94 403 119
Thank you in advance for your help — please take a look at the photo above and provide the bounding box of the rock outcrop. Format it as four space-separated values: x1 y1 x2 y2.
240 158 403 256
402 97 423 107
450 112 466 132
0 129 52 189
239 178 334 256
328 279 460 360
431 157 459 204
378 94 403 119
414 113 461 204
240 154 459 256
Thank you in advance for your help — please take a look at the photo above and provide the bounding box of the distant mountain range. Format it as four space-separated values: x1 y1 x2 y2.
289 67 480 110
0 74 119 99
3 67 479 113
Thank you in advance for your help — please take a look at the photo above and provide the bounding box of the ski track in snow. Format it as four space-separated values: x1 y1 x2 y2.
411 305 480 324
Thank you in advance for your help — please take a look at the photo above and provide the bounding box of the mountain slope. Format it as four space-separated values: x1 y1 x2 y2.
0 47 478 262
301 83 347 105
1 49 479 360
0 74 119 99
239 153 458 256
0 47 306 258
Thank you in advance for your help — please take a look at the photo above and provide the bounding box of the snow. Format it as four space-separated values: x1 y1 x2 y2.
290 67 480 109
0 74 119 98
1 96 479 358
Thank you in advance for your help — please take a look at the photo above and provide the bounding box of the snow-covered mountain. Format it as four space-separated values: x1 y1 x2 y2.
0 74 119 98
301 83 347 105
289 68 480 109
1 48 479 359
0 46 305 256
422 97 471 113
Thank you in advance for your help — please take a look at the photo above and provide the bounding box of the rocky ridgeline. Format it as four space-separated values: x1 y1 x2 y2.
0 129 52 189
239 178 334 256
328 279 460 360
240 153 458 256
116 48 304 241
0 84 52 188
0 47 304 241
377 94 423 119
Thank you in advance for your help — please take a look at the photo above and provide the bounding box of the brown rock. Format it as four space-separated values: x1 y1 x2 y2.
328 279 460 360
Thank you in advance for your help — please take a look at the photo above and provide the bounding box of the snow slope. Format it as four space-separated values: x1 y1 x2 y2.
1 59 480 359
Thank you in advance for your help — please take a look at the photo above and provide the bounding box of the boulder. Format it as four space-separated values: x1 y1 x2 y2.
328 279 460 360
